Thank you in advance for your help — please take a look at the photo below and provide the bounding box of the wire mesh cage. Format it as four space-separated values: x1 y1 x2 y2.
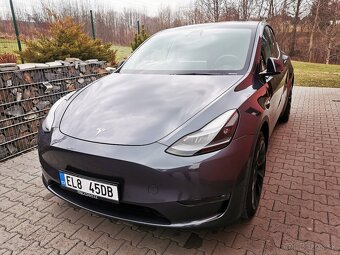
0 62 108 161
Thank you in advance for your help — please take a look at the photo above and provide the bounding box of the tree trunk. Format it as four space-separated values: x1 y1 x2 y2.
308 0 320 62
326 40 332 64
257 0 264 18
281 0 287 16
241 0 248 20
324 0 338 64
213 0 220 22
268 0 274 18
289 0 302 56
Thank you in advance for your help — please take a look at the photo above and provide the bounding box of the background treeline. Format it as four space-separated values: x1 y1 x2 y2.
0 0 339 64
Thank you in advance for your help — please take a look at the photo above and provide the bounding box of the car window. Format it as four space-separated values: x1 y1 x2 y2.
120 27 255 75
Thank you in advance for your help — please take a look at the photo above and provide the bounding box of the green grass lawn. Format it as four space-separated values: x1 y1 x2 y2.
0 38 25 55
111 45 132 62
292 61 340 88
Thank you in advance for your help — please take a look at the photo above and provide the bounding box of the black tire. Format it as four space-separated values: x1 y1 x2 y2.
242 132 266 219
279 89 292 123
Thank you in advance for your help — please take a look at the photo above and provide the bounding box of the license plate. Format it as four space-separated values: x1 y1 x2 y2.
59 172 119 202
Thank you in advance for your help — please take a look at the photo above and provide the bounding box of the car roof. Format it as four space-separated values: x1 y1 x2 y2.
163 21 263 33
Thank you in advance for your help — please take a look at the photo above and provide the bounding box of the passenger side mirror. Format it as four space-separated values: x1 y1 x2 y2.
259 57 283 77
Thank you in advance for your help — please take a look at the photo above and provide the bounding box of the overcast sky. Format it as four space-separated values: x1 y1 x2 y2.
0 0 194 18
103 0 194 14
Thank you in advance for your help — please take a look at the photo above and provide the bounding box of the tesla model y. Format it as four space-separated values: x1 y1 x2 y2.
38 21 294 228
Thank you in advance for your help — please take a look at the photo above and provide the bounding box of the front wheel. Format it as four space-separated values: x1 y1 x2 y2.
242 132 266 219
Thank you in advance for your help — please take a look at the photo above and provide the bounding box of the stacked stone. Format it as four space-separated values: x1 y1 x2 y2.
0 59 108 160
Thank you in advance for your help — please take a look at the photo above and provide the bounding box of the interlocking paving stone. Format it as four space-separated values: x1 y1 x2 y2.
57 207 87 224
0 227 16 244
115 226 147 246
205 229 236 247
36 213 64 230
17 241 54 255
52 219 83 238
195 238 218 255
233 234 265 255
92 233 125 254
115 241 148 255
0 249 12 255
6 203 34 217
10 220 41 239
0 87 339 254
44 233 79 254
42 202 70 217
67 242 101 255
0 214 25 231
213 243 247 255
94 219 125 237
26 226 59 247
1 234 31 255
163 242 196 255
75 213 105 230
138 233 171 255
71 225 103 246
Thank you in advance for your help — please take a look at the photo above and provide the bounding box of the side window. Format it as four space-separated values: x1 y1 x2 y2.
265 26 280 58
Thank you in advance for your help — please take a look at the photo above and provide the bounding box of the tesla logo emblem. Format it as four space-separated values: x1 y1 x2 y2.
95 128 106 136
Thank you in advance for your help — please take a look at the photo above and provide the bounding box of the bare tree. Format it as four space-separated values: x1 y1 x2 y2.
323 0 339 64
238 0 257 20
240 0 249 20
1 0 339 64
289 0 303 56
308 0 321 62
268 0 274 18
157 6 172 29
196 0 225 22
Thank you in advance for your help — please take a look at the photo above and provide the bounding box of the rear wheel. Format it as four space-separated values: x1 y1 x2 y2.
242 132 266 219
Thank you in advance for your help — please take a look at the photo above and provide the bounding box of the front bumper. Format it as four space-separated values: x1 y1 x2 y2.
39 128 254 228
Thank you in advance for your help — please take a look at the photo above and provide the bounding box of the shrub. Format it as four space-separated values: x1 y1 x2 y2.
19 16 116 64
131 25 149 51
0 53 18 63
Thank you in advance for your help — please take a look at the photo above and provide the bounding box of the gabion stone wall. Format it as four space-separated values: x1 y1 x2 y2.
0 60 109 161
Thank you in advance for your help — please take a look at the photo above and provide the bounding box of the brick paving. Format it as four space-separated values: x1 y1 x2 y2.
0 86 340 255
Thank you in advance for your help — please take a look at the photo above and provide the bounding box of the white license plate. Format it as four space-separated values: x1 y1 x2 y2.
59 172 119 202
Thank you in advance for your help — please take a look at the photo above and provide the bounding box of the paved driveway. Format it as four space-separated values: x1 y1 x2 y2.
0 87 339 255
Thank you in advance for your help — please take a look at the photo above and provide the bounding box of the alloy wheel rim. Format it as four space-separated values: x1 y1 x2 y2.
251 139 266 210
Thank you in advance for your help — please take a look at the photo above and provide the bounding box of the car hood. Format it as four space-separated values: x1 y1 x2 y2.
60 73 242 145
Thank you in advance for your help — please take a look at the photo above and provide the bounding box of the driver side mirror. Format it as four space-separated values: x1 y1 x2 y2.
259 57 283 77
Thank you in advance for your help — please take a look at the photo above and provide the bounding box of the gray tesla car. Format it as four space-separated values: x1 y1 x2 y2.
38 21 294 228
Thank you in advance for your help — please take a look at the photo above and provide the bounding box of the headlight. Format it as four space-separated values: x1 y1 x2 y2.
42 91 76 132
166 109 239 156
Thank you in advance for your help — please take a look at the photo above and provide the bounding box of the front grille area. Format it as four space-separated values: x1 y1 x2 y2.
47 180 171 225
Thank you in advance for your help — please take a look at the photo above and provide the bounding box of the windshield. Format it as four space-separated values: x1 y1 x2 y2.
120 27 255 75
